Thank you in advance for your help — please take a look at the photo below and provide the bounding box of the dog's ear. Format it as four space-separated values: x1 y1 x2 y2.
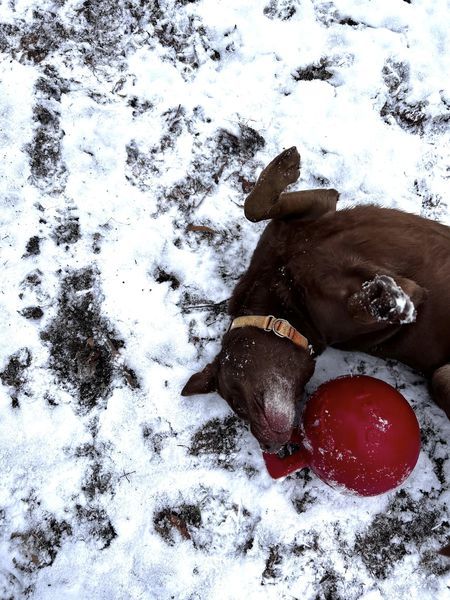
181 360 218 396
348 274 427 325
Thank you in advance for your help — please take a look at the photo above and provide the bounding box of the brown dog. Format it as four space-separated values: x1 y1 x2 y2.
182 147 450 456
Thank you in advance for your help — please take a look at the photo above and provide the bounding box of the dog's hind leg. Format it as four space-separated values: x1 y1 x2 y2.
432 364 450 557
431 364 450 420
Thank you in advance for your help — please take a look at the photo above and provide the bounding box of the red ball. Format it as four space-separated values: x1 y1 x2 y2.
263 375 421 496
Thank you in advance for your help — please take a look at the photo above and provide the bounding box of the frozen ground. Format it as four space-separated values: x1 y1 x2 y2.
0 0 449 598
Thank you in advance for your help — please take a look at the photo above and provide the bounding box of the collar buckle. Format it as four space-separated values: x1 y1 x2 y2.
265 315 291 338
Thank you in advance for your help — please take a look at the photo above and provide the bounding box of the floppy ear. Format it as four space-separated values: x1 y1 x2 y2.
348 274 426 325
181 361 218 396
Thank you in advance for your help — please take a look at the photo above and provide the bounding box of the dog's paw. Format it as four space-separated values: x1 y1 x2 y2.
364 275 417 323
348 274 419 325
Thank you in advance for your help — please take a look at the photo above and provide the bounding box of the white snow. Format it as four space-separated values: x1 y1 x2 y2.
0 0 449 599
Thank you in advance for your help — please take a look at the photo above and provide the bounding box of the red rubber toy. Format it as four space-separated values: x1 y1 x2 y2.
263 375 421 496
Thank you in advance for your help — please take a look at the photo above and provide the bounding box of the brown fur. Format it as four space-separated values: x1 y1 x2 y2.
183 149 450 456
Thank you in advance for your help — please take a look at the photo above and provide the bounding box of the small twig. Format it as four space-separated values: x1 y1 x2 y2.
105 336 120 358
181 299 228 313
213 161 227 184
170 103 182 125
119 470 136 483
193 185 214 209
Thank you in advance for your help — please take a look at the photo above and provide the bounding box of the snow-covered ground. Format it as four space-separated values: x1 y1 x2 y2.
0 0 449 598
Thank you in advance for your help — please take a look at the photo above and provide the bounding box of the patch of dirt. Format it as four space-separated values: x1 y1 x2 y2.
24 236 41 256
72 0 149 69
264 1 298 21
11 504 72 574
19 10 69 64
125 140 160 189
20 307 44 320
420 549 450 577
73 441 117 504
317 569 341 600
0 22 21 55
216 124 265 160
128 96 154 117
414 178 444 218
75 504 117 550
0 348 32 407
381 59 450 134
293 58 334 81
40 267 138 414
291 531 320 556
35 67 69 101
313 3 367 28
142 419 175 455
164 123 265 216
184 316 223 359
52 213 81 246
354 490 448 579
26 66 68 193
154 267 181 290
292 490 316 514
152 10 220 77
189 415 244 468
262 545 282 581
127 105 199 188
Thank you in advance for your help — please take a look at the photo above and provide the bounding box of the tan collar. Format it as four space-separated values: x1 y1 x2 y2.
229 315 310 351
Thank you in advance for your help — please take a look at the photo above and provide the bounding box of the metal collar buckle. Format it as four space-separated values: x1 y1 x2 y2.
264 315 290 338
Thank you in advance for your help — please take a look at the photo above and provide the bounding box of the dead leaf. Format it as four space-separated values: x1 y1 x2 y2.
168 513 191 540
239 176 254 194
186 224 217 234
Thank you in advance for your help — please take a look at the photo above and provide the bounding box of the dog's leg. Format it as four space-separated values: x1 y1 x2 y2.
266 189 339 221
244 147 338 221
431 364 450 419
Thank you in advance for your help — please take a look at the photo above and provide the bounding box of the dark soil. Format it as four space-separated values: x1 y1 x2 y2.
20 307 44 320
27 67 68 193
381 59 450 134
75 504 117 550
24 236 41 256
52 215 81 246
264 1 297 21
354 491 449 579
163 123 265 216
10 497 73 574
293 58 334 82
154 267 181 290
0 348 32 407
262 545 283 581
40 267 137 413
190 415 244 468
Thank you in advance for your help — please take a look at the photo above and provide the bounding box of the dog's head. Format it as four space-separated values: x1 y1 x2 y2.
182 327 315 453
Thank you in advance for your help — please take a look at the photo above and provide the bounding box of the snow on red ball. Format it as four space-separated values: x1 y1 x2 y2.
263 375 421 496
